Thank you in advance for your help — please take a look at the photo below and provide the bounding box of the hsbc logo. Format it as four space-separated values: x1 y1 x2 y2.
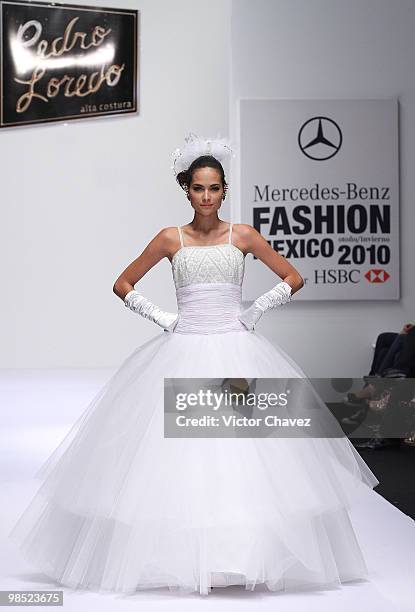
365 269 390 283
314 269 360 283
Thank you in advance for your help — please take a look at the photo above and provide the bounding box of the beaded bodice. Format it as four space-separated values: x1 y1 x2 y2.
170 224 247 335
171 224 245 289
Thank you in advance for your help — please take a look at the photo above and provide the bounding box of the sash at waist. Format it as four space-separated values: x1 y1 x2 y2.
174 283 247 335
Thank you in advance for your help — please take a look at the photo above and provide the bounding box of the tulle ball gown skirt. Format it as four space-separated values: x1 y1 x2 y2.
9 285 379 596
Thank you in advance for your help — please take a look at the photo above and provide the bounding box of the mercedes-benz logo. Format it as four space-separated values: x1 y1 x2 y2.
298 116 342 161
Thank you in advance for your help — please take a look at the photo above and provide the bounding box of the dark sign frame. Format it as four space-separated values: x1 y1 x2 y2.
0 0 139 127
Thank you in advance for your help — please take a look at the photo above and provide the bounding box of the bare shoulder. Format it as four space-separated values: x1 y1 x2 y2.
231 223 261 254
153 226 181 260
232 223 257 240
157 226 180 241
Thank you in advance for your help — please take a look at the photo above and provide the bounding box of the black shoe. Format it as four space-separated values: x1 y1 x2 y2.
341 407 367 426
343 393 367 408
348 392 367 403
366 438 402 449
355 437 401 449
353 438 378 448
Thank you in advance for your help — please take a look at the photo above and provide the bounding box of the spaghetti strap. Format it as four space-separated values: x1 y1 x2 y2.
228 223 233 245
177 226 184 248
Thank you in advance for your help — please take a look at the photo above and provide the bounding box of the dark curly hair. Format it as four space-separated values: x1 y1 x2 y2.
176 155 228 196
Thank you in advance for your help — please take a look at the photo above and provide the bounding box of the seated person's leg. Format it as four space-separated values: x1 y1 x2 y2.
369 332 399 376
377 334 406 374
394 326 415 376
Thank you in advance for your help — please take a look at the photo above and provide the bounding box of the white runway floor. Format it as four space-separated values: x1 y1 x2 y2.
1 369 415 612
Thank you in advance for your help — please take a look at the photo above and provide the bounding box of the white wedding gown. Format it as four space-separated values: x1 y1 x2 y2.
9 223 381 596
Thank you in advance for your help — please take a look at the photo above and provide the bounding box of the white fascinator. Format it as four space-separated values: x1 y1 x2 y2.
171 133 234 176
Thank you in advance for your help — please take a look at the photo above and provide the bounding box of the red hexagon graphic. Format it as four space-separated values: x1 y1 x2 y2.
364 269 390 283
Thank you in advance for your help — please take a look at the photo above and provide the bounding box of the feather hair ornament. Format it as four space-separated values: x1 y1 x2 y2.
171 133 234 176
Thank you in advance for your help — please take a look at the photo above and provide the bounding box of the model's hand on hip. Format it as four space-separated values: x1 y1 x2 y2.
124 290 179 332
238 281 292 331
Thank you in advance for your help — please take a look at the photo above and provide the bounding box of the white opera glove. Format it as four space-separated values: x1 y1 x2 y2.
124 290 179 332
238 281 292 331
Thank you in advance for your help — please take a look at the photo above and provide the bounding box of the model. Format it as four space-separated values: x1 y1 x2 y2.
9 134 380 596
